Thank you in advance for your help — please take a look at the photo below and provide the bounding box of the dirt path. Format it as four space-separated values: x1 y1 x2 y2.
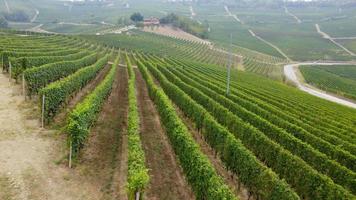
79 65 129 200
315 24 356 56
249 29 292 61
284 6 302 24
135 69 195 200
4 0 10 13
30 9 39 23
284 62 356 109
27 24 55 34
223 5 291 61
189 5 202 25
0 72 103 200
224 5 244 24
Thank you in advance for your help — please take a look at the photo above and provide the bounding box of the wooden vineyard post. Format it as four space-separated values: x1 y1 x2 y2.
135 192 140 200
69 141 72 168
1 55 3 73
22 74 26 98
9 61 12 82
41 95 45 128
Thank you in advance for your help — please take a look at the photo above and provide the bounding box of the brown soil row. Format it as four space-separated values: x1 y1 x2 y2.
77 65 129 200
135 68 195 200
53 64 112 128
175 106 253 200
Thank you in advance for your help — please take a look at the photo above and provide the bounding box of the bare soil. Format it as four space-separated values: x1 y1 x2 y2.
78 65 129 200
143 25 211 45
135 69 195 200
0 72 104 200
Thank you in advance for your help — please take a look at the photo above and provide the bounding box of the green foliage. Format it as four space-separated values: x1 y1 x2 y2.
139 57 299 200
67 56 118 156
162 61 356 194
39 54 110 123
24 53 99 95
137 59 237 200
141 57 355 199
10 50 91 80
2 48 81 72
0 16 8 28
4 10 30 22
130 12 144 22
125 53 149 199
300 65 356 100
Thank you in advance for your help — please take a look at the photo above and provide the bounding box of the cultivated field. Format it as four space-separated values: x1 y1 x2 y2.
1 0 356 199
300 65 356 100
0 30 355 200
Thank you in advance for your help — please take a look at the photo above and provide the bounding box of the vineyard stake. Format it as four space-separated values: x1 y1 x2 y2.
9 61 12 82
226 33 232 96
135 192 140 200
41 95 45 128
22 74 26 98
69 141 72 168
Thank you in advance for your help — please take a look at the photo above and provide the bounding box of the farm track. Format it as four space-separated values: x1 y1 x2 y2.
284 62 356 109
174 105 252 200
284 6 302 23
223 5 291 61
79 65 129 200
248 29 292 61
224 5 243 24
4 0 10 13
0 72 103 200
315 24 356 56
30 9 39 23
135 68 195 200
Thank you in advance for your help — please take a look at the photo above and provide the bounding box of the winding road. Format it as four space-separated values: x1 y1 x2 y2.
224 5 244 24
3 0 10 13
284 6 301 24
30 9 39 23
284 62 356 109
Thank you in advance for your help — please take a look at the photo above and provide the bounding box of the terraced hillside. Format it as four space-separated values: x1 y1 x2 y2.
0 31 355 200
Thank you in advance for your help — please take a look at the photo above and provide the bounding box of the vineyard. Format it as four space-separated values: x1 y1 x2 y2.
0 30 356 200
83 31 287 80
300 65 356 100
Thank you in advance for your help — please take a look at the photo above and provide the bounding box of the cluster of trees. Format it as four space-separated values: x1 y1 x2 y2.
0 16 8 28
0 10 30 28
4 10 29 22
160 13 209 39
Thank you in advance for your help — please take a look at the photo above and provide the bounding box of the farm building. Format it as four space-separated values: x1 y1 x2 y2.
143 17 160 26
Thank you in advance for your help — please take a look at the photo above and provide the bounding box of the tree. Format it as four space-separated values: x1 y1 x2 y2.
117 17 131 26
130 12 144 22
0 16 8 28
4 10 30 22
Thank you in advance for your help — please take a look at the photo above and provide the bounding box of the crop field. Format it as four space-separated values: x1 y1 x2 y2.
1 0 356 199
300 65 356 100
0 30 355 200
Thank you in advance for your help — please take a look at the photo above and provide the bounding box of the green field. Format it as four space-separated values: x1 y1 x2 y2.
300 65 356 100
1 23 356 200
